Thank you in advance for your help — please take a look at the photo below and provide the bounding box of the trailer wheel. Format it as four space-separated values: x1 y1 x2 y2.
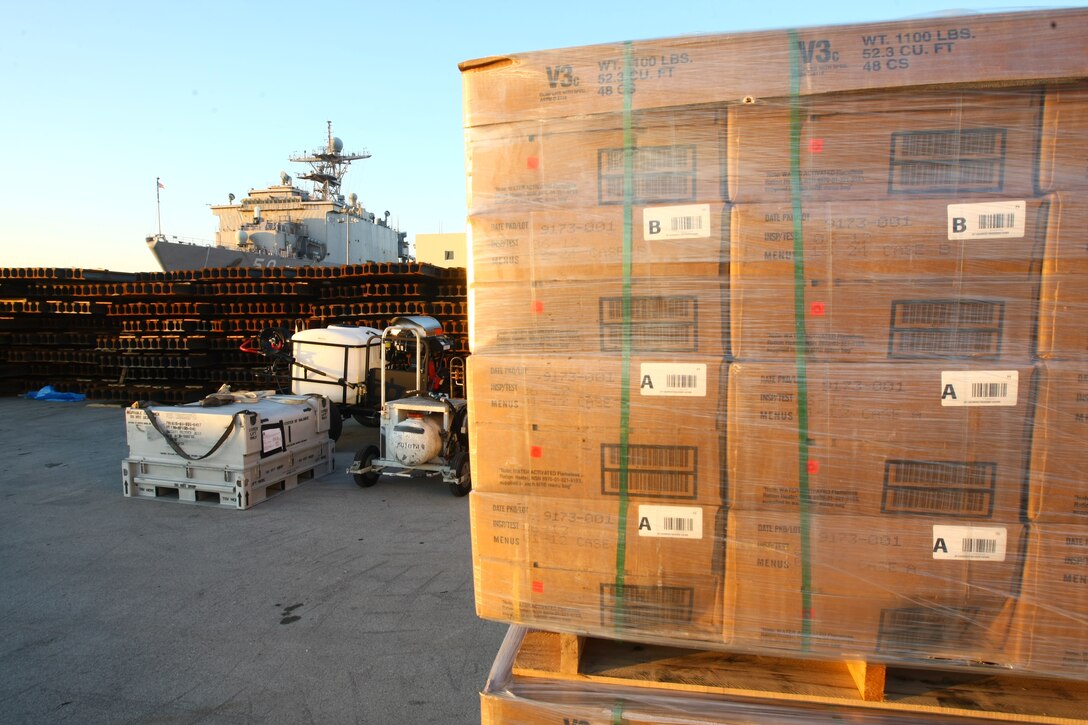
353 446 380 488
328 408 343 441
448 452 471 497
352 410 380 428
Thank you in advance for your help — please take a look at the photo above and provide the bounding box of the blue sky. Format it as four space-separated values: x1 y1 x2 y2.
1 0 1083 272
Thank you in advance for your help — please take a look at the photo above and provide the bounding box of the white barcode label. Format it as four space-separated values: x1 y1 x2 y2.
643 204 711 240
639 363 707 397
940 370 1018 407
933 525 1007 561
637 505 703 539
947 201 1026 240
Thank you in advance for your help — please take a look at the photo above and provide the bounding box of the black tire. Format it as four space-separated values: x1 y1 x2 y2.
352 410 380 427
447 451 471 497
353 446 380 488
328 407 343 441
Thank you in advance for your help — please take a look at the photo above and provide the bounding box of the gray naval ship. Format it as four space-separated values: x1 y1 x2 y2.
147 123 408 271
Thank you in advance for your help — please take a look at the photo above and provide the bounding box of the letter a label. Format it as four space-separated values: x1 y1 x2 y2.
941 371 1018 407
639 363 707 397
637 505 702 539
933 525 1007 561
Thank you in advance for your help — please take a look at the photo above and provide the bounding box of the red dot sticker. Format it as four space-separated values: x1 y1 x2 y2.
532 580 544 593
527 156 540 169
810 302 825 316
808 138 824 153
807 460 819 474
530 446 543 458
531 300 544 313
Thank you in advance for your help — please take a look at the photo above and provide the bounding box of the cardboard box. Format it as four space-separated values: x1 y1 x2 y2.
469 277 728 356
726 362 1036 519
730 197 1046 362
1008 525 1088 677
469 204 728 283
725 510 1024 664
460 8 1088 127
1037 192 1088 360
469 423 725 505
468 352 727 429
1038 82 1088 192
465 106 727 214
472 492 725 644
468 354 727 504
482 690 707 725
728 88 1044 203
1027 363 1088 523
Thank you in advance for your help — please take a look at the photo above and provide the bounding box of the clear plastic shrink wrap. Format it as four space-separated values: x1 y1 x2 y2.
460 8 1088 708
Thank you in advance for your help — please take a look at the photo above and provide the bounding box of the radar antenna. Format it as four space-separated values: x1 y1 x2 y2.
289 120 370 202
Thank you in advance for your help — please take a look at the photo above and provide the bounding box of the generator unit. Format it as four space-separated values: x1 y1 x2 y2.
346 317 471 496
122 391 335 509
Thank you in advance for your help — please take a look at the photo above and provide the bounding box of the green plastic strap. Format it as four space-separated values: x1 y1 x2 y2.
612 701 625 724
787 29 813 650
612 40 635 632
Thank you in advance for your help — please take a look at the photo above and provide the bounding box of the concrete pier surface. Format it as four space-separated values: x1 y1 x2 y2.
0 397 505 723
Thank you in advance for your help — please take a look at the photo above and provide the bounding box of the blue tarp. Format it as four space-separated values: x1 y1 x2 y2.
24 385 86 402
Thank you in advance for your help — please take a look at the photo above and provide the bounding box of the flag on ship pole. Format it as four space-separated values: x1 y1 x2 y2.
156 177 163 236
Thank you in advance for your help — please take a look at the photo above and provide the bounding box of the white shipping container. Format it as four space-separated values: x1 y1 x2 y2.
124 394 331 465
122 393 335 509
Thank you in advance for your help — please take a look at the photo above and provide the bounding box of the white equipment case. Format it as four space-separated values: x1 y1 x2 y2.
122 391 335 509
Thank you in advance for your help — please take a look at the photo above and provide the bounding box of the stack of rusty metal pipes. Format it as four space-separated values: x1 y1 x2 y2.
0 264 467 403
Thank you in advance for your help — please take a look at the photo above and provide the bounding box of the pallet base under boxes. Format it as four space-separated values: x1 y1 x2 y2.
482 627 1088 724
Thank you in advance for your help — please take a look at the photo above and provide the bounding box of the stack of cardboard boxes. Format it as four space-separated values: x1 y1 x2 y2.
724 83 1047 661
1013 81 1088 672
467 106 732 644
462 6 1088 688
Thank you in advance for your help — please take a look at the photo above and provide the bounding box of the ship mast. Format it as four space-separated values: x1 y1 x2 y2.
290 121 370 203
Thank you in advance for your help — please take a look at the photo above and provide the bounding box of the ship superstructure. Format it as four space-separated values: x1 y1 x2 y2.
147 123 407 271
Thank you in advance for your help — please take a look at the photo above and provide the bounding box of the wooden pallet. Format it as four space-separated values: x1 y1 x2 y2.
505 629 1088 724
